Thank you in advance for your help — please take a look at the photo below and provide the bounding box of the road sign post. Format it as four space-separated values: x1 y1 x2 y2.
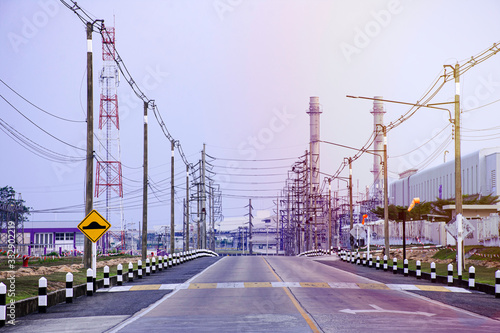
78 210 111 289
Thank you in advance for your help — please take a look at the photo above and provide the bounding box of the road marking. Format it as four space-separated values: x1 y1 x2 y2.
340 304 435 317
262 257 321 333
130 284 161 291
244 282 272 288
386 284 421 291
104 282 472 293
416 285 450 292
446 286 471 293
272 282 301 288
357 283 390 290
217 282 245 289
300 282 330 288
106 257 226 333
328 282 359 289
189 283 218 289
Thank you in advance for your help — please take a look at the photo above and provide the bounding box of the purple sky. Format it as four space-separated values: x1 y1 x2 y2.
1 0 500 231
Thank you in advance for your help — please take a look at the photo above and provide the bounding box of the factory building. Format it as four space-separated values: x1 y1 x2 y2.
390 147 500 206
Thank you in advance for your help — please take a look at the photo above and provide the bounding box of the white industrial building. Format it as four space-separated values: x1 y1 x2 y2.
390 147 500 206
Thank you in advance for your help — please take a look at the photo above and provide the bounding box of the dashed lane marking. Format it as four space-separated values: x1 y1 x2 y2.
300 282 331 288
244 282 272 288
101 282 471 293
416 285 451 292
357 283 390 290
130 284 161 291
189 283 218 289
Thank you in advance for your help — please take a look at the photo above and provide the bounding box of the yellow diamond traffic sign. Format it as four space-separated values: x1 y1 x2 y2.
78 209 111 243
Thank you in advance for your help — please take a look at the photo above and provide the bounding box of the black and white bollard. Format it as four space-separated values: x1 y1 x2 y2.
416 260 421 279
66 272 73 303
431 262 436 283
104 266 110 288
404 259 409 277
376 256 380 270
356 253 360 265
152 257 156 274
393 257 398 274
1 282 6 327
146 258 150 276
38 277 47 313
158 256 163 271
448 263 453 286
362 253 366 266
495 270 500 298
86 268 93 296
169 254 173 267
383 255 388 271
369 254 373 268
138 260 143 279
128 262 134 282
117 264 123 286
164 255 168 269
469 266 475 290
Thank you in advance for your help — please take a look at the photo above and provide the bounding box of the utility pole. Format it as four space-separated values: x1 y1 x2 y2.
328 178 332 251
382 125 389 258
185 164 190 251
248 199 253 255
197 160 201 249
276 195 279 255
182 198 186 251
141 101 148 260
448 63 464 275
211 184 215 251
453 64 462 216
348 158 354 249
170 140 175 255
201 144 206 249
84 21 94 269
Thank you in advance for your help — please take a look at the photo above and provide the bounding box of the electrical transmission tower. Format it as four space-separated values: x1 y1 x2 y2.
94 23 124 253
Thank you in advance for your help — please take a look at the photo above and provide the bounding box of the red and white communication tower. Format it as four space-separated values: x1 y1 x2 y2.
95 24 124 252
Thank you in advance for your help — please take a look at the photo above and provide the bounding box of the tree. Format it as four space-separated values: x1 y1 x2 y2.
0 186 31 223
371 194 499 221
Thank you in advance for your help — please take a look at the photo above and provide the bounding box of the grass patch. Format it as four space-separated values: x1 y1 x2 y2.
0 255 141 302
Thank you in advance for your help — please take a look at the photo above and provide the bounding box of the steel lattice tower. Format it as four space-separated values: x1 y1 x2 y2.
95 24 124 252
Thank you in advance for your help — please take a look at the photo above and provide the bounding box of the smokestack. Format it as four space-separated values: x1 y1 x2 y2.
371 96 385 203
307 96 322 194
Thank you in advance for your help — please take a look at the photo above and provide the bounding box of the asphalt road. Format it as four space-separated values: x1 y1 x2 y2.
4 256 221 333
5 254 500 332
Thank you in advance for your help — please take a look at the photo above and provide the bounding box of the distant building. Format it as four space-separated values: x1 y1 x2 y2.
390 148 500 206
22 221 83 256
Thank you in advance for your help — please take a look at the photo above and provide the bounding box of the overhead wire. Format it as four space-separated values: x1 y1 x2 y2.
0 78 85 123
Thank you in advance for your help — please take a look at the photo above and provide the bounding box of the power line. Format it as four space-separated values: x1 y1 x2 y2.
0 93 86 151
0 78 85 123
0 116 85 163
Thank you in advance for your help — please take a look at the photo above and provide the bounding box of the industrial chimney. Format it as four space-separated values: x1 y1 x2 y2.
370 96 385 205
307 96 322 195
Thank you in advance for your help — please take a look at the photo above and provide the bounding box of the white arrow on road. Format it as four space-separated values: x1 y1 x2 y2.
340 304 435 317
